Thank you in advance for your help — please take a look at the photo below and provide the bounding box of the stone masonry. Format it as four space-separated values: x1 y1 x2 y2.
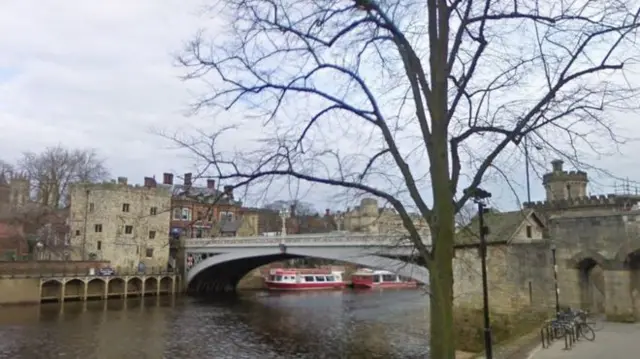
68 177 171 270
524 160 640 321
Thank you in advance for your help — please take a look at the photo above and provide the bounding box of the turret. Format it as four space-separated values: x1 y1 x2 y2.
542 160 588 201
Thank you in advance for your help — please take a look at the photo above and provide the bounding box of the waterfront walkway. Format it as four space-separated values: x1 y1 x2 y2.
529 322 640 359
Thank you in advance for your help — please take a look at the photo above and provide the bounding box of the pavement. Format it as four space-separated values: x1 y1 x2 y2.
528 322 640 359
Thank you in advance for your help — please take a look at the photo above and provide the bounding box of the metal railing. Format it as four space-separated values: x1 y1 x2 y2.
185 232 432 247
540 308 599 350
0 266 175 279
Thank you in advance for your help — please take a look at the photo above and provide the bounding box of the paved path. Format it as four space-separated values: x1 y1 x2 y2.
529 322 640 359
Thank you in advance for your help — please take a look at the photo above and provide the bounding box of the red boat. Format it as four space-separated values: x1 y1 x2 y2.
351 268 418 289
264 268 347 291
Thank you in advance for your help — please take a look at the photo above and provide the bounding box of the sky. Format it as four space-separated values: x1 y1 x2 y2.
1 1 640 213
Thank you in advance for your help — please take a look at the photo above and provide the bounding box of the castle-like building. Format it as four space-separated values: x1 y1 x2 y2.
0 172 30 213
524 159 640 216
68 177 172 270
341 198 430 238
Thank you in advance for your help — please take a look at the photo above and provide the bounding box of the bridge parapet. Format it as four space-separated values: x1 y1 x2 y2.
185 232 431 248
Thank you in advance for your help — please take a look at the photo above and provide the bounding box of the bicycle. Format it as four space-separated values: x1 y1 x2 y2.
559 308 597 341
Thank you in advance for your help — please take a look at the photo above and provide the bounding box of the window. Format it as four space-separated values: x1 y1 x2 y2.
220 211 234 222
149 230 156 239
181 208 191 221
528 281 533 305
94 224 102 233
150 207 157 216
314 276 326 282
97 241 102 251
526 225 533 238
197 211 204 220
89 203 95 212
172 208 181 220
145 248 154 258
124 225 133 234
195 228 204 238
75 230 80 236
122 203 130 212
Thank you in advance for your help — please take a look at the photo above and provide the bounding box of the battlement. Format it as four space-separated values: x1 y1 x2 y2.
524 193 640 211
69 180 172 196
542 170 588 184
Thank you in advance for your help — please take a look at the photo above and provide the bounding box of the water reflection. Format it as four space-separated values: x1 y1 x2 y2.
0 290 429 359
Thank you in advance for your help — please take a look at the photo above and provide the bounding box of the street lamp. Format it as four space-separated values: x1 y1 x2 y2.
36 242 44 260
551 242 560 316
279 206 290 243
464 187 493 359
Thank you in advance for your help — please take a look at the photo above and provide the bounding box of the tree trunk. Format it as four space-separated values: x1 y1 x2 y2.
428 222 455 358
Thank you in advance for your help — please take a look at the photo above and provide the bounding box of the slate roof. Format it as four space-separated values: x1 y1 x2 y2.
456 208 542 245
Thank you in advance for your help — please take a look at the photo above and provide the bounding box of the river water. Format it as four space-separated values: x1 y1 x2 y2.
0 290 431 359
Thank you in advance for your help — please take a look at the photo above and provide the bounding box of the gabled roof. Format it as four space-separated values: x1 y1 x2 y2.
456 209 544 245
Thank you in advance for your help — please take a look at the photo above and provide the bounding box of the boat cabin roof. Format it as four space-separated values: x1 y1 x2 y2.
269 268 343 275
353 268 395 275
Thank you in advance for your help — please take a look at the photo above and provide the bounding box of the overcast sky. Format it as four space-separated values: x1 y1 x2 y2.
2 1 640 212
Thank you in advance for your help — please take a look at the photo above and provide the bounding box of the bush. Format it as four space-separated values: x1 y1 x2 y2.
454 306 550 353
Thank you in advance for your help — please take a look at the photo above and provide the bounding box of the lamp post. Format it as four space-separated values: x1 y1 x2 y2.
279 206 290 244
36 241 44 261
465 187 493 359
551 242 560 316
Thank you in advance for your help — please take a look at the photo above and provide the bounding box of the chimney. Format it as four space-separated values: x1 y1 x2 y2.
207 179 216 189
325 208 330 216
117 177 128 185
184 173 192 186
163 173 173 185
144 177 156 188
224 185 234 199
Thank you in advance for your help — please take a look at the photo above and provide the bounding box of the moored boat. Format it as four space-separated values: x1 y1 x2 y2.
264 268 346 291
351 268 418 289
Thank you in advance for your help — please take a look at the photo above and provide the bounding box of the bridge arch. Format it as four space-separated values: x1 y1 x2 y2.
187 247 429 293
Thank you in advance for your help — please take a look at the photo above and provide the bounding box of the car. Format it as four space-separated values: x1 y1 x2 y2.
97 267 115 276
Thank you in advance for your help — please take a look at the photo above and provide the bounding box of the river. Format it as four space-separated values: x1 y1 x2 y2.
0 289 431 359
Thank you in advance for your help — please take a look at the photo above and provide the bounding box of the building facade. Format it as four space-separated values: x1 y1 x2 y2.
68 176 171 270
341 198 430 237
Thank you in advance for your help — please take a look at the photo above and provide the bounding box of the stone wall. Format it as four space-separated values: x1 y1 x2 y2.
68 182 171 269
454 242 554 313
0 278 41 304
550 210 640 321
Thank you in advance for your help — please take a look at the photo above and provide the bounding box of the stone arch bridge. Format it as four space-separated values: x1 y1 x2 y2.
184 232 431 293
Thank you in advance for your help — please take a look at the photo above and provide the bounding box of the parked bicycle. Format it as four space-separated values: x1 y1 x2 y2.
558 308 596 341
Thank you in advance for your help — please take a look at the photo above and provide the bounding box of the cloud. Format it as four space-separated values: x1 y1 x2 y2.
0 0 219 183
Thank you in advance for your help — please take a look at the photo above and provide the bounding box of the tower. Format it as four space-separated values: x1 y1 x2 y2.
542 160 588 201
9 173 30 209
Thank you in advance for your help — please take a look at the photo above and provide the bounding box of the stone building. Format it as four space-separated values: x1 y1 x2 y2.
341 198 430 237
68 176 171 270
0 172 29 213
523 160 640 321
453 209 553 312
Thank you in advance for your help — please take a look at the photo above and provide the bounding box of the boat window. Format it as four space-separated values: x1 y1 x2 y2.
269 275 275 281
326 276 335 281
276 276 282 281
315 276 326 282
372 275 380 283
382 274 396 282
304 276 315 282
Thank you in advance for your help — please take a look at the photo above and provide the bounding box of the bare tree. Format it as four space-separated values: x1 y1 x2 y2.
19 146 109 207
175 1 640 356
0 160 13 177
0 204 70 260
